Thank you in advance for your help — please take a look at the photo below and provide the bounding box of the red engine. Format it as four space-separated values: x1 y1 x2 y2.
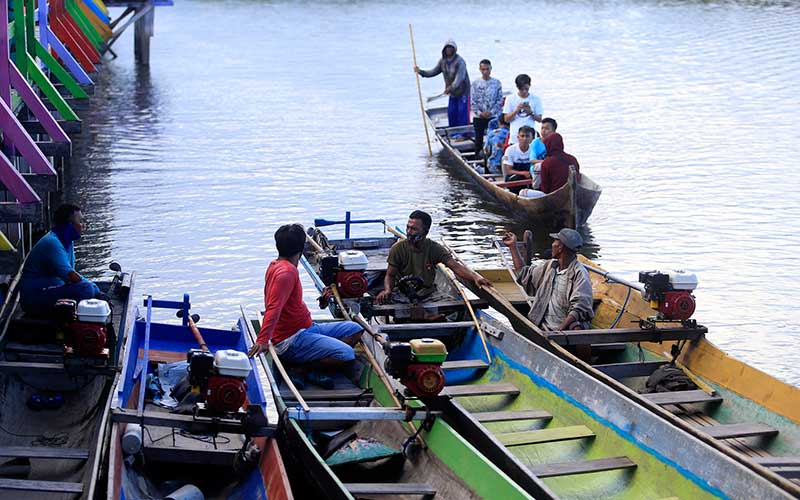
400 364 446 399
336 271 368 298
206 375 248 413
660 291 696 321
66 322 108 357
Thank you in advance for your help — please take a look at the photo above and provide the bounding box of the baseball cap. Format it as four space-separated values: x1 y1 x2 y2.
549 228 583 251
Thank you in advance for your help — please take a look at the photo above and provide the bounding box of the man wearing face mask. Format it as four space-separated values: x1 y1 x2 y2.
375 210 491 304
19 204 101 315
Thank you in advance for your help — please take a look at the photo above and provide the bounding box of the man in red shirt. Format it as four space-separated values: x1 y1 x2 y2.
247 224 363 375
540 132 580 194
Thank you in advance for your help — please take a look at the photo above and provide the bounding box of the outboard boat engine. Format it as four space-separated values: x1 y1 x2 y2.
320 250 369 298
384 338 447 399
54 298 111 357
638 271 698 321
187 349 252 413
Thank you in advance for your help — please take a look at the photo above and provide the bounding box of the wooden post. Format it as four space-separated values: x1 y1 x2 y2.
134 4 154 65
408 24 432 156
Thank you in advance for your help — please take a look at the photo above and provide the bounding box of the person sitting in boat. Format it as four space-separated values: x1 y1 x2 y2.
540 132 580 194
248 224 364 387
502 126 536 191
502 228 593 331
375 210 491 304
414 39 470 128
503 74 543 145
519 117 558 199
470 59 503 151
483 114 510 174
19 204 101 316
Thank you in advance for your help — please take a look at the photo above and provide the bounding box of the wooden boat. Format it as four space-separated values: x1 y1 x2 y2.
471 244 800 496
424 105 602 229
298 217 796 499
106 294 292 500
0 263 135 499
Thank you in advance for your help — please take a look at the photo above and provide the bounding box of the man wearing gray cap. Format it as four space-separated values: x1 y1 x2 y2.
502 228 594 331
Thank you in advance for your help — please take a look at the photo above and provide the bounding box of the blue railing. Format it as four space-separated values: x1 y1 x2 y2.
314 211 386 240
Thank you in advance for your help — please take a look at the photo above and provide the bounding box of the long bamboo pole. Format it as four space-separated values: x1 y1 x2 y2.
408 24 433 156
437 262 493 365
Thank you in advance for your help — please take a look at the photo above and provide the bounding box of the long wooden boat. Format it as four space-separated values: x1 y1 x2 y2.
0 263 135 499
424 105 602 229
298 218 796 499
107 294 292 500
471 245 800 496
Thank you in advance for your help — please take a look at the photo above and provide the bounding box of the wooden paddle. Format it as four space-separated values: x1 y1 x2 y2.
409 24 433 156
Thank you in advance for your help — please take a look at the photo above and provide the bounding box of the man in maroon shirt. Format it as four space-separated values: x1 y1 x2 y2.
247 224 363 376
540 132 580 194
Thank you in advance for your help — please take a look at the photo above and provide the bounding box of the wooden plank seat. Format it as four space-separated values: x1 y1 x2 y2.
594 360 668 379
444 383 519 398
498 425 595 447
529 457 637 478
441 359 489 370
473 410 553 423
698 423 779 440
641 390 723 406
0 478 84 493
371 299 488 316
591 343 628 352
547 326 705 346
376 321 475 333
753 457 800 467
282 389 371 402
344 482 436 497
0 446 89 460
770 467 800 479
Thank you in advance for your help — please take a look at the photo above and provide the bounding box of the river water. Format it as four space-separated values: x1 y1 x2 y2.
65 0 800 384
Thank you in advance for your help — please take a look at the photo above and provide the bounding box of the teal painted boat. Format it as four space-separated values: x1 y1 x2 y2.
471 246 800 497
297 217 796 499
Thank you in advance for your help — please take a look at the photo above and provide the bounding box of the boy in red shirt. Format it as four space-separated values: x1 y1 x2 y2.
247 224 363 383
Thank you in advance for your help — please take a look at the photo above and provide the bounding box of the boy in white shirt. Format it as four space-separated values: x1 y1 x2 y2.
502 126 536 188
503 74 543 144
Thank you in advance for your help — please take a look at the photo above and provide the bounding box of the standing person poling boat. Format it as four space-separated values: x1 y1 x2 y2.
503 73 543 144
247 223 364 389
19 203 102 316
470 58 503 151
415 39 470 127
375 210 491 304
541 132 580 194
502 228 593 331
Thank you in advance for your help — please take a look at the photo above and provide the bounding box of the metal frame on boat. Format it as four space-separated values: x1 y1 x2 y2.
424 105 602 229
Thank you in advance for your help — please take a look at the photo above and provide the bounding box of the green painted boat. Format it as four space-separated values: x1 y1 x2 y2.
470 247 800 497
297 219 795 499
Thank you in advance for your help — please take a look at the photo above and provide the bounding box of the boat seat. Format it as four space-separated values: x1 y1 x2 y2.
0 447 89 460
344 483 435 498
498 425 595 447
376 321 475 333
529 456 637 478
642 390 723 406
281 389 371 402
594 360 668 379
546 326 704 346
591 343 627 352
698 423 779 440
753 457 800 467
0 478 84 493
441 359 489 370
444 383 519 398
473 410 553 423
371 299 488 317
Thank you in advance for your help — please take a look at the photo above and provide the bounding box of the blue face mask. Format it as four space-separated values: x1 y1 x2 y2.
409 233 425 244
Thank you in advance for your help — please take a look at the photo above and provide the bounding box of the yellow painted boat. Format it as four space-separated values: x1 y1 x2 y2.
471 256 800 496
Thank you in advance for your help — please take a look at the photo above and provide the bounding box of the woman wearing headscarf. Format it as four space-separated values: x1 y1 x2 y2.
540 133 580 194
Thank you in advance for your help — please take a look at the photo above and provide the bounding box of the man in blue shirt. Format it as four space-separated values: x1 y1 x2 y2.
20 204 100 315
